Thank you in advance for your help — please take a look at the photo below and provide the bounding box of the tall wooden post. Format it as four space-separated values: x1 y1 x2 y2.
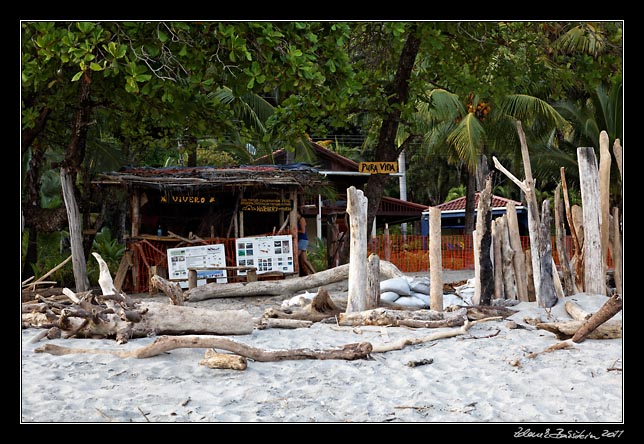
599 131 612 282
366 254 380 309
577 147 605 295
429 206 443 311
492 218 504 300
346 186 368 313
61 167 90 292
506 201 529 301
475 176 494 305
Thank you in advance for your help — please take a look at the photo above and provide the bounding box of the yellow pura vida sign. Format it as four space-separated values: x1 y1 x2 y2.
358 162 399 174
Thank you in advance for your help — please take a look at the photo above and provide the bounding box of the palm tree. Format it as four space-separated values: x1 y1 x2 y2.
209 86 317 165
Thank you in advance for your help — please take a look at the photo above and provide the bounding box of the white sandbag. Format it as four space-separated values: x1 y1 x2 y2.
280 291 315 309
379 291 400 303
454 278 475 305
442 293 468 309
380 277 411 296
408 276 430 295
410 292 430 305
394 296 427 308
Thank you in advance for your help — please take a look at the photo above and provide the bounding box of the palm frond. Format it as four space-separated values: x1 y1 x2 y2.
499 94 568 131
446 113 484 171
555 23 606 57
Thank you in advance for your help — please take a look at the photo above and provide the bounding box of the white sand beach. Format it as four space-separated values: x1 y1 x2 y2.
20 270 623 428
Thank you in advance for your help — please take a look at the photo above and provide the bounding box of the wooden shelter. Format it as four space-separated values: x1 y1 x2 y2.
94 164 327 241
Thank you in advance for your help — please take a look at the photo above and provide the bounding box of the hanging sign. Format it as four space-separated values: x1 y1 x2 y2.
358 162 399 174
240 198 293 212
160 194 216 205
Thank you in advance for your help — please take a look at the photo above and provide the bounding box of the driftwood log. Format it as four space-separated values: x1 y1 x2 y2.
22 253 256 343
263 287 344 323
536 294 622 341
35 335 373 362
185 259 404 302
571 294 622 343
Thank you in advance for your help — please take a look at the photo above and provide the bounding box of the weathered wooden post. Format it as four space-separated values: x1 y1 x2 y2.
506 201 529 301
475 176 494 305
599 131 612 282
538 200 556 305
492 218 504 300
60 168 90 292
366 253 380 309
611 207 622 296
498 215 517 300
554 183 577 295
577 147 605 295
428 206 443 311
346 186 368 313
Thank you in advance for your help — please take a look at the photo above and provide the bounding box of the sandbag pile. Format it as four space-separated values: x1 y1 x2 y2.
380 276 474 309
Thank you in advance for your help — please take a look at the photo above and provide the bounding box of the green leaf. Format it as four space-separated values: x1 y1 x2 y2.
158 29 168 42
71 71 83 82
89 62 103 71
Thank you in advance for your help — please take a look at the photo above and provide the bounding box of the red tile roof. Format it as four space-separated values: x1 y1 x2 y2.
436 193 523 212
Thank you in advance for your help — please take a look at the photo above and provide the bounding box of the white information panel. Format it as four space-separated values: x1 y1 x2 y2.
235 235 294 275
167 244 228 287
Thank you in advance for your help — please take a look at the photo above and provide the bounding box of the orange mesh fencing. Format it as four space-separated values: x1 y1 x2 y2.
368 234 613 274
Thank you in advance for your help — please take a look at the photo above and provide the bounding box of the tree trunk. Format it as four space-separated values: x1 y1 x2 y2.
577 147 605 295
365 27 420 230
346 186 369 313
464 172 476 235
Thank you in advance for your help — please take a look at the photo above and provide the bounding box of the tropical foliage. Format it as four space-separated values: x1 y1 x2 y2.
21 20 623 286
